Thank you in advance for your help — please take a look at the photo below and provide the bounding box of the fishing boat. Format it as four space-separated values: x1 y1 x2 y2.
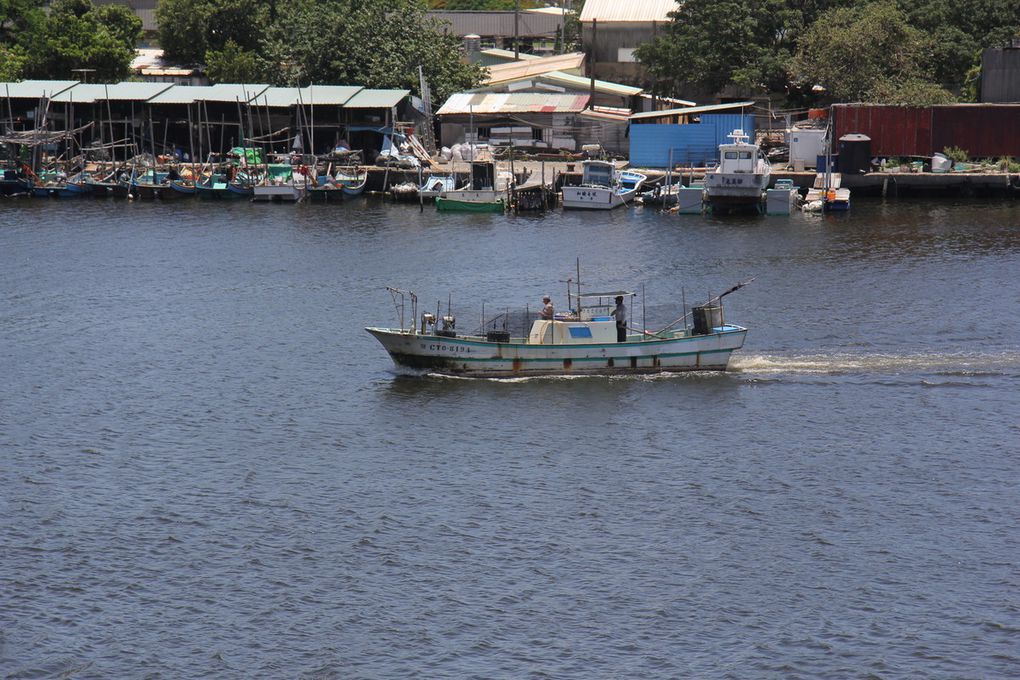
31 170 83 198
335 166 368 197
704 130 771 212
366 272 750 378
1 165 34 196
252 163 309 202
561 160 646 210
435 161 508 213
83 169 130 198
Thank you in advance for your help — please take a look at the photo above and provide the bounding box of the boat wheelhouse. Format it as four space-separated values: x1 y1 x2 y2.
704 130 771 212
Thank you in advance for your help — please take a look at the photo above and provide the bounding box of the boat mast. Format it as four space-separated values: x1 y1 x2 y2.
575 257 582 318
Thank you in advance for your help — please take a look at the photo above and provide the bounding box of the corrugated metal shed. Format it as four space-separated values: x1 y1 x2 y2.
49 82 175 103
437 92 590 115
629 113 756 167
148 84 269 104
0 80 78 99
343 89 410 109
630 101 754 121
486 53 586 85
580 0 678 24
539 72 642 97
257 86 363 108
428 10 562 37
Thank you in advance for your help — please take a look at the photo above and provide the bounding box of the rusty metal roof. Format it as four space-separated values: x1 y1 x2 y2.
437 92 590 115
580 0 679 23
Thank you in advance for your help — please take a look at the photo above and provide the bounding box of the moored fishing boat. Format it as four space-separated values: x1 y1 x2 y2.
1 164 33 196
435 160 508 213
367 272 750 378
704 129 771 213
252 163 309 202
561 160 646 209
336 166 367 197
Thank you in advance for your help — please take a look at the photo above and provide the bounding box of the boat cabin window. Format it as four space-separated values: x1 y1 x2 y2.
585 166 612 185
724 151 738 159
739 151 752 159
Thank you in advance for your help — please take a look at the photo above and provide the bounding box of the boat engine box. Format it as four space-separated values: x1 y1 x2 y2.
692 305 723 335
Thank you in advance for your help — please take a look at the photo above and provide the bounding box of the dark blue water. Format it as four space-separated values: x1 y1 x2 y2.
2 197 1019 678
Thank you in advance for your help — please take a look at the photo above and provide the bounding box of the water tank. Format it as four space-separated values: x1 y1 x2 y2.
839 134 872 175
692 305 723 335
463 35 481 63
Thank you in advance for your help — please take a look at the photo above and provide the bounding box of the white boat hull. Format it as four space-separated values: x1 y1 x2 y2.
366 326 747 377
704 173 769 206
561 186 638 210
253 183 307 202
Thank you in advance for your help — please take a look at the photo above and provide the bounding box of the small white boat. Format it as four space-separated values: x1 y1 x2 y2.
366 274 750 378
252 163 309 202
704 130 771 212
562 160 646 209
419 174 457 200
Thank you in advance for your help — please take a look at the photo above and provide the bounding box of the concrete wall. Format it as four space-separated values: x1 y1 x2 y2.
582 24 657 86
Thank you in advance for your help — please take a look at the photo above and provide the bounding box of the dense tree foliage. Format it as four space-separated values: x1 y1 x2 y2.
156 0 483 100
794 2 953 104
637 0 1020 102
0 0 141 81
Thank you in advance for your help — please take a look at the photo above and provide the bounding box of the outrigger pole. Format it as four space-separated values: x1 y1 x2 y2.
656 277 755 334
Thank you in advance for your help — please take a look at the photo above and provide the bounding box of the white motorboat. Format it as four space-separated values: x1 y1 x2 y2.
366 273 750 378
704 130 771 212
562 160 646 209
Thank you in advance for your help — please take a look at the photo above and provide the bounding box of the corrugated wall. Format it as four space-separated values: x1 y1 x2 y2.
834 105 933 157
834 104 1020 158
932 107 1020 157
628 114 754 168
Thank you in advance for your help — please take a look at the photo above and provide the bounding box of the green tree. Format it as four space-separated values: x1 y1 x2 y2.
266 0 484 100
157 0 211 64
206 39 269 83
793 1 953 103
0 43 29 80
21 0 139 81
0 0 45 46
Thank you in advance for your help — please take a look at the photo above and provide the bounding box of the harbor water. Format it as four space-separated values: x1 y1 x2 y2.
2 198 1018 678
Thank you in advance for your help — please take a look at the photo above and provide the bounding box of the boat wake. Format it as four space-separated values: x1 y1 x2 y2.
730 351 1020 377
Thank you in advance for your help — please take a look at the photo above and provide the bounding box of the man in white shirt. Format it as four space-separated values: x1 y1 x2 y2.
540 295 554 320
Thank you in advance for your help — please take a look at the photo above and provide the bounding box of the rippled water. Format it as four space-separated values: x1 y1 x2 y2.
2 197 1019 678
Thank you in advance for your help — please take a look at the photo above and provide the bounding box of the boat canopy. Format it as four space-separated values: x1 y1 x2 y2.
578 291 635 298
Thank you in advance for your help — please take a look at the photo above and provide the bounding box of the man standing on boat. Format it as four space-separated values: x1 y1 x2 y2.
611 295 627 342
540 296 554 320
